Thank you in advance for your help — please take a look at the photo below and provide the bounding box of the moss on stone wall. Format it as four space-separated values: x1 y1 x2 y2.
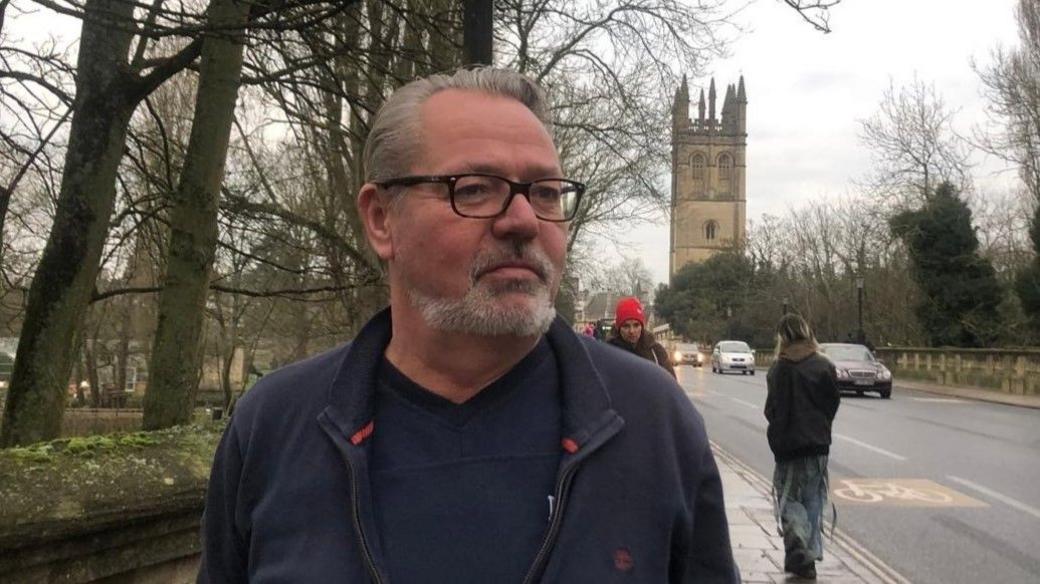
0 422 224 548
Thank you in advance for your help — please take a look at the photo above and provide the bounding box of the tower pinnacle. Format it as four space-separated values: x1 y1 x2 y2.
708 78 716 124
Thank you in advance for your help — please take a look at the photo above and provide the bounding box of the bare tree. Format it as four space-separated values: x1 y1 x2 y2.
589 256 655 298
859 76 973 206
744 196 924 345
975 0 1040 336
976 0 1040 208
1 0 206 446
779 0 842 33
0 0 353 445
142 0 257 430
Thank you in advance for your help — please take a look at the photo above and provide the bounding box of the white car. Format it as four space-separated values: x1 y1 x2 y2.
672 342 704 366
711 340 756 375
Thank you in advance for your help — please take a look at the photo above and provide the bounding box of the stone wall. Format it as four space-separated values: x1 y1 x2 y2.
873 347 1040 395
0 425 221 583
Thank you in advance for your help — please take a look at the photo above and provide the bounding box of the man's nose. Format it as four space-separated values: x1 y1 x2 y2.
491 191 540 240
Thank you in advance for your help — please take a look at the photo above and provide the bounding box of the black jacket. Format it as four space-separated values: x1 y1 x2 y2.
764 342 840 463
608 334 677 379
199 309 738 583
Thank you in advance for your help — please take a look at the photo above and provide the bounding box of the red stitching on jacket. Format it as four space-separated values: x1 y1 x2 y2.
561 438 579 453
350 421 374 445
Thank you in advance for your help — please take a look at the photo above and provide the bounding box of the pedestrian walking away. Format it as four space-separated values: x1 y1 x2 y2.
607 296 677 379
764 313 840 580
198 67 738 583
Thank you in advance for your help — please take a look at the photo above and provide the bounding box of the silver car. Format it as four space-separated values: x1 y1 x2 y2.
711 340 756 375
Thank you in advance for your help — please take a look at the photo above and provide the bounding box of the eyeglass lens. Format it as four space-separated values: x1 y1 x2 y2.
452 175 579 220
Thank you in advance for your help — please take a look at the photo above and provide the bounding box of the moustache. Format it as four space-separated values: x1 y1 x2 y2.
471 243 555 284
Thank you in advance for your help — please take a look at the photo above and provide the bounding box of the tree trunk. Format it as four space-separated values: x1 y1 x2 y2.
143 0 252 430
220 345 235 412
1 0 138 446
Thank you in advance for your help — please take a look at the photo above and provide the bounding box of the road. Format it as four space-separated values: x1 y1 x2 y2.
677 364 1040 584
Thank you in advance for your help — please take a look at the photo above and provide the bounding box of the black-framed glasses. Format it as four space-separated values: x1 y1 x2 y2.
375 173 585 222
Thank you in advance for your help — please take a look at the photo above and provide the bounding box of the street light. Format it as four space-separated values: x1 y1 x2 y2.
855 276 865 344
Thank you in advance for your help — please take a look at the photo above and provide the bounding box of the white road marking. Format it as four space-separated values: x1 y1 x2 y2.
833 433 908 461
910 398 968 404
728 397 759 409
947 475 1040 520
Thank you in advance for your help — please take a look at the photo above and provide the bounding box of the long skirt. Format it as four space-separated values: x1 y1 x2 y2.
772 455 829 570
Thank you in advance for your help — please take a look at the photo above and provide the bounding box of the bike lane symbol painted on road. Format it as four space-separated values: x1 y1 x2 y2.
832 479 988 508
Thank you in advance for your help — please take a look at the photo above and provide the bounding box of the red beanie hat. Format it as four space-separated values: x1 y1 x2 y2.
615 297 646 328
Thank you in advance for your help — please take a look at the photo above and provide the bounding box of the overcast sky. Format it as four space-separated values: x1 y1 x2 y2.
11 0 1025 288
624 0 1024 286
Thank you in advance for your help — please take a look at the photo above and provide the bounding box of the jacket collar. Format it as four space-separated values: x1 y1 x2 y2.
321 308 623 453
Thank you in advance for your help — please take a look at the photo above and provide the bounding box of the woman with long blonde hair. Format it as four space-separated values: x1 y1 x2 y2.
764 313 840 580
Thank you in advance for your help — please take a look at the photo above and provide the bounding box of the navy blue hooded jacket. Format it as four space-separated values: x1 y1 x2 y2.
198 310 739 583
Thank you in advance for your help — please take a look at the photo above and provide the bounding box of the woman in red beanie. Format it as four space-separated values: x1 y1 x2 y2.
607 297 676 378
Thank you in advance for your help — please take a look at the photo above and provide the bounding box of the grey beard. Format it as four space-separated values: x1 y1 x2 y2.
408 244 558 337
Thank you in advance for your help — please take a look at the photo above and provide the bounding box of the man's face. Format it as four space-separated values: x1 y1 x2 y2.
619 320 642 344
381 89 568 337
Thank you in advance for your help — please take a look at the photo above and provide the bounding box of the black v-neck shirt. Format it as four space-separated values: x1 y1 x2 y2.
369 339 562 583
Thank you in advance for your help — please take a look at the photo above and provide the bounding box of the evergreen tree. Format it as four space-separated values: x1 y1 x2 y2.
654 252 774 347
1015 206 1040 339
890 182 1005 347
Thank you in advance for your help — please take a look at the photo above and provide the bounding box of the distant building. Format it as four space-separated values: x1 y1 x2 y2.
670 75 748 279
578 288 655 328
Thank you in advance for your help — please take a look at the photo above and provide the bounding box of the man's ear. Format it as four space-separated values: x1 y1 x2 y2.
357 183 394 261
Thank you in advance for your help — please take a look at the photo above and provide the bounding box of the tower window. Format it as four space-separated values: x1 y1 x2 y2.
718 154 732 180
691 154 705 180
705 220 718 241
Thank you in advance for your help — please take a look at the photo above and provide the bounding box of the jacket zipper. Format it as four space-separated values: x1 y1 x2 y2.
321 413 384 584
346 456 384 584
520 460 580 584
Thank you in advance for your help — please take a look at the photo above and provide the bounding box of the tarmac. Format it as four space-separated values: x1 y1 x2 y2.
714 375 1038 582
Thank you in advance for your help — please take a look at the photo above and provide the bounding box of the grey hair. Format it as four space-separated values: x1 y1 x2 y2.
363 67 552 183
773 313 818 358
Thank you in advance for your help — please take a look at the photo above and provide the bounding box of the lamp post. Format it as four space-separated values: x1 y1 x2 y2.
855 276 865 344
463 0 494 65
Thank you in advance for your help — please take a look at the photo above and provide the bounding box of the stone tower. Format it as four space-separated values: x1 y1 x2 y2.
669 75 747 279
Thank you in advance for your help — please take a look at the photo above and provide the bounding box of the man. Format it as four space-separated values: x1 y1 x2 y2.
199 67 738 583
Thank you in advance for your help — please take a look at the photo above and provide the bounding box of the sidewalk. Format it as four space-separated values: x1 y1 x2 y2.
713 443 910 584
892 378 1040 409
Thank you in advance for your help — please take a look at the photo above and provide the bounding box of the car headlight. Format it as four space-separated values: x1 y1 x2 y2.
836 368 850 380
696 353 703 363
673 351 683 362
878 367 891 380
